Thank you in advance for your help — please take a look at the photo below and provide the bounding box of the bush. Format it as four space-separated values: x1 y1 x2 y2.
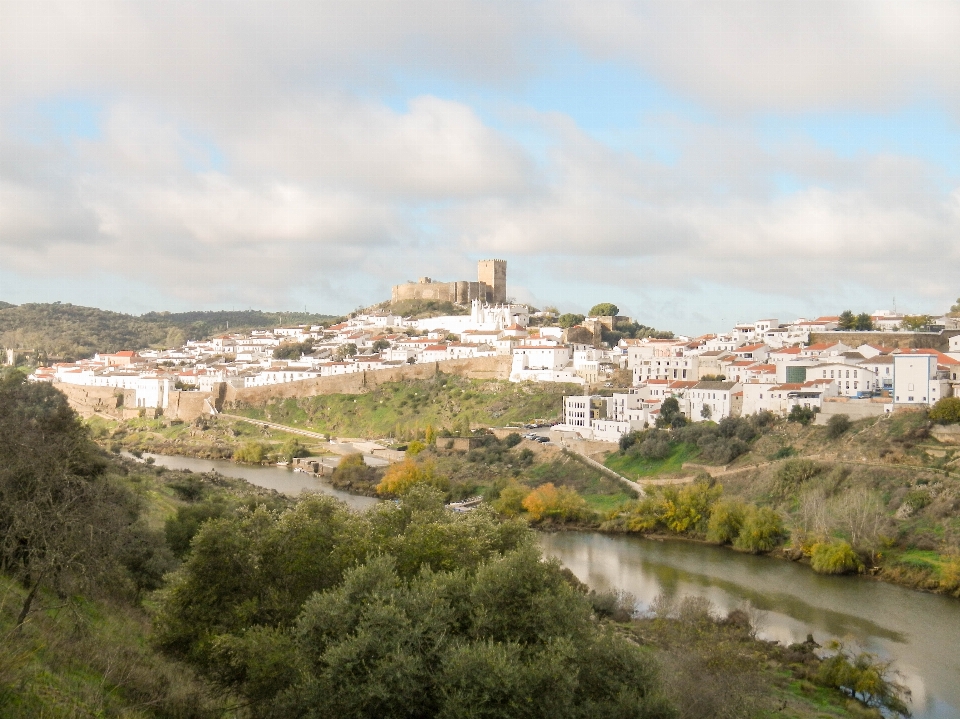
718 416 756 442
638 431 672 460
234 441 267 463
810 539 862 574
406 440 426 456
492 479 528 517
376 459 449 496
280 438 309 463
697 435 748 465
929 396 960 424
503 432 522 448
826 414 851 439
522 483 591 523
706 500 746 545
774 459 822 498
732 506 785 554
788 405 816 425
815 642 911 716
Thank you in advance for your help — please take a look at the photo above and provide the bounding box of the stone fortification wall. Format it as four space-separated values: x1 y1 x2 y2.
223 355 512 409
164 390 216 422
56 383 139 420
391 280 489 304
809 331 948 351
59 357 511 421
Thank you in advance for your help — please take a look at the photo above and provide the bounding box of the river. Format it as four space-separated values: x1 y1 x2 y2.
143 453 379 511
145 453 959 718
540 532 960 719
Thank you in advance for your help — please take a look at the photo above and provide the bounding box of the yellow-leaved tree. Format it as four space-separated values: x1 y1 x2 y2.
521 482 589 522
377 459 449 496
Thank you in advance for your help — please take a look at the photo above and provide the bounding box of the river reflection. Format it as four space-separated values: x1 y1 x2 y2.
540 532 960 719
143 453 380 511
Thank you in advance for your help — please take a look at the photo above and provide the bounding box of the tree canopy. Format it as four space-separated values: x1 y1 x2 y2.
153 487 673 718
588 303 619 317
0 302 338 360
557 313 585 328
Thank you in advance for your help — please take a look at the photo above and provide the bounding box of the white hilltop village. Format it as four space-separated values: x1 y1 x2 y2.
28 261 960 445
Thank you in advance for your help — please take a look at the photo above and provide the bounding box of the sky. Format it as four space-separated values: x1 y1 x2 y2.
2 1 960 335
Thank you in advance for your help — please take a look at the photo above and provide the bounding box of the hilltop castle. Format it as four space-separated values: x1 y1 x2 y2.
391 260 507 306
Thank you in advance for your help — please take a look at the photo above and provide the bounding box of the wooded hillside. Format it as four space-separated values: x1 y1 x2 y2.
0 302 339 360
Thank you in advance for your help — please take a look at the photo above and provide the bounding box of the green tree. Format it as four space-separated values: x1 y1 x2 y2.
588 303 619 317
900 314 933 331
280 437 309 463
557 313 585 328
930 397 960 423
787 404 815 425
234 441 267 463
950 297 960 315
838 310 856 330
655 397 683 428
493 479 528 517
335 343 358 360
854 313 874 330
810 539 862 574
826 413 851 439
372 338 391 352
0 372 138 629
706 500 745 545
732 506 785 553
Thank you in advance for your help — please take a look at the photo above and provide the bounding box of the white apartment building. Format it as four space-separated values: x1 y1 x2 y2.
893 354 948 407
686 381 741 422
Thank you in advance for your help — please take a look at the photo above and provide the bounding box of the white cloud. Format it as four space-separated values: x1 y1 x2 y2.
561 0 960 112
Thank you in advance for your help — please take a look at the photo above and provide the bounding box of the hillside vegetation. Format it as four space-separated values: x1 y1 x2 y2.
232 375 576 438
600 408 960 596
2 371 902 718
0 302 339 360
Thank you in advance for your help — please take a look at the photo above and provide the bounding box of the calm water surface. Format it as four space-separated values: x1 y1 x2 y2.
144 453 380 511
540 532 960 719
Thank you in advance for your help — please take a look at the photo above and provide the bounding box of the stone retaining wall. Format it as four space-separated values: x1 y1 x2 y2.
223 356 511 409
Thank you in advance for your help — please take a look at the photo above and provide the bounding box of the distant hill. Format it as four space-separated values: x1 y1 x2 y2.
0 302 340 361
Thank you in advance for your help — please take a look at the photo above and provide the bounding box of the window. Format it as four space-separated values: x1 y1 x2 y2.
846 370 850 378
830 370 835 378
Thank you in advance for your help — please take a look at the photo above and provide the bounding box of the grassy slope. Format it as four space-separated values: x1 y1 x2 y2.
605 442 700 479
0 459 285 718
233 375 576 437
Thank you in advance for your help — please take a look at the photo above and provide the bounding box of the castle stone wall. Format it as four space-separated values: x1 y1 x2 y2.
223 355 512 409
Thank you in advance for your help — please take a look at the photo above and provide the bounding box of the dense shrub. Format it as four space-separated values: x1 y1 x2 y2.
492 479 529 517
697 435 748 465
810 539 862 574
788 405 816 425
234 441 267 463
522 483 591 523
705 500 746 545
717 416 756 442
638 430 673 460
503 432 522 448
825 414 851 439
377 459 449 496
732 507 785 554
774 459 822 499
929 396 960 423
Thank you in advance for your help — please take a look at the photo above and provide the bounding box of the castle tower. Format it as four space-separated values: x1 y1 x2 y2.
477 259 507 304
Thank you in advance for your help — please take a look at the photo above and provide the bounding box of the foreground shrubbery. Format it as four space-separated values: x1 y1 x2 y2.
154 487 674 718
